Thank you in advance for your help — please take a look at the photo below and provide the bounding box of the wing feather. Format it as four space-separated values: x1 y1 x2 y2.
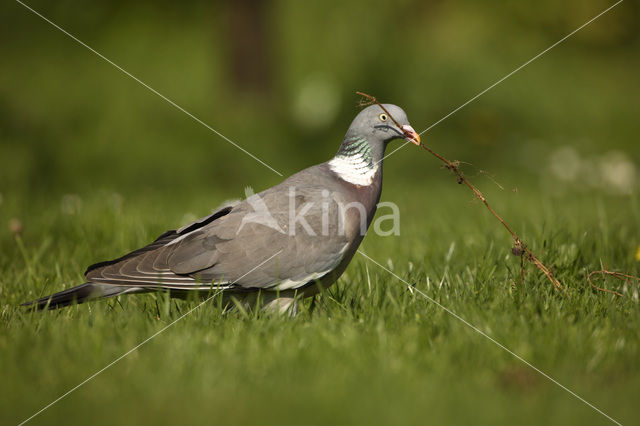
85 171 356 292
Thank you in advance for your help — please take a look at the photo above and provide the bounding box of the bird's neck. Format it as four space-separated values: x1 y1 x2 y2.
329 135 382 186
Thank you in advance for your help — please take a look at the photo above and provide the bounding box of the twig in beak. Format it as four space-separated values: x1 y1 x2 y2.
401 125 421 145
356 91 405 130
356 92 421 145
356 90 566 294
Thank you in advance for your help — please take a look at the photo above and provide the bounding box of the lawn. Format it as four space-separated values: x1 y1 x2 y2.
1 1 638 424
1 177 638 426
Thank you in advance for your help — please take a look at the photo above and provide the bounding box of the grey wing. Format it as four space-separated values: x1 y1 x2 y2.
86 188 351 291
85 205 234 289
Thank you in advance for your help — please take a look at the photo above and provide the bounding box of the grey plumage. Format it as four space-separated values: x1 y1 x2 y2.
23 104 420 311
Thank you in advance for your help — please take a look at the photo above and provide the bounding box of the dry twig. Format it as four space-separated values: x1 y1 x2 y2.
357 91 566 293
587 270 640 297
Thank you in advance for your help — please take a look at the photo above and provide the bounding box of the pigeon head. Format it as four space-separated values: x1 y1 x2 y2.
335 104 420 165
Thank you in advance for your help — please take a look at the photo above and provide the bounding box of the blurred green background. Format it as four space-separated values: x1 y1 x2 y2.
1 0 638 201
1 1 640 425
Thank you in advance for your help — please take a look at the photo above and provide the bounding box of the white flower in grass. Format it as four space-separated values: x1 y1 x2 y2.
599 151 637 195
549 146 581 182
293 74 340 129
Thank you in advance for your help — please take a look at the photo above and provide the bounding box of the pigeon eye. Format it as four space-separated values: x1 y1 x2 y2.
379 113 388 122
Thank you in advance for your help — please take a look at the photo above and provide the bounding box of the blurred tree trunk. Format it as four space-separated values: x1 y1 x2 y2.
228 0 272 95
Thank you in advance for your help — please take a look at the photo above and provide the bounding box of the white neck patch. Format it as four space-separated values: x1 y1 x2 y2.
328 153 379 186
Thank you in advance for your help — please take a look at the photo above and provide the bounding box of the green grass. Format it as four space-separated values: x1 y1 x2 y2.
1 2 638 424
1 180 638 426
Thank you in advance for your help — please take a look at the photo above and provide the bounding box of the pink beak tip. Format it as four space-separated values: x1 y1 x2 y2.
401 125 421 146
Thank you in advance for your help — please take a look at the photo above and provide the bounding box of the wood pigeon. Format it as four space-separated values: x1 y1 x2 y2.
23 104 420 312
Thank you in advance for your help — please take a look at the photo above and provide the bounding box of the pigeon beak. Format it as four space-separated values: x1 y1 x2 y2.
401 125 421 146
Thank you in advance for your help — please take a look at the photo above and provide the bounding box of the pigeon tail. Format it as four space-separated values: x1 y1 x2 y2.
22 283 142 310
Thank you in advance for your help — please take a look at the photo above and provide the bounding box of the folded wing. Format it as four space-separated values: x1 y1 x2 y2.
85 185 350 292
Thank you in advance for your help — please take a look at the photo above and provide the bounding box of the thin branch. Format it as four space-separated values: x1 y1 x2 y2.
587 270 640 297
357 91 407 135
357 91 566 293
